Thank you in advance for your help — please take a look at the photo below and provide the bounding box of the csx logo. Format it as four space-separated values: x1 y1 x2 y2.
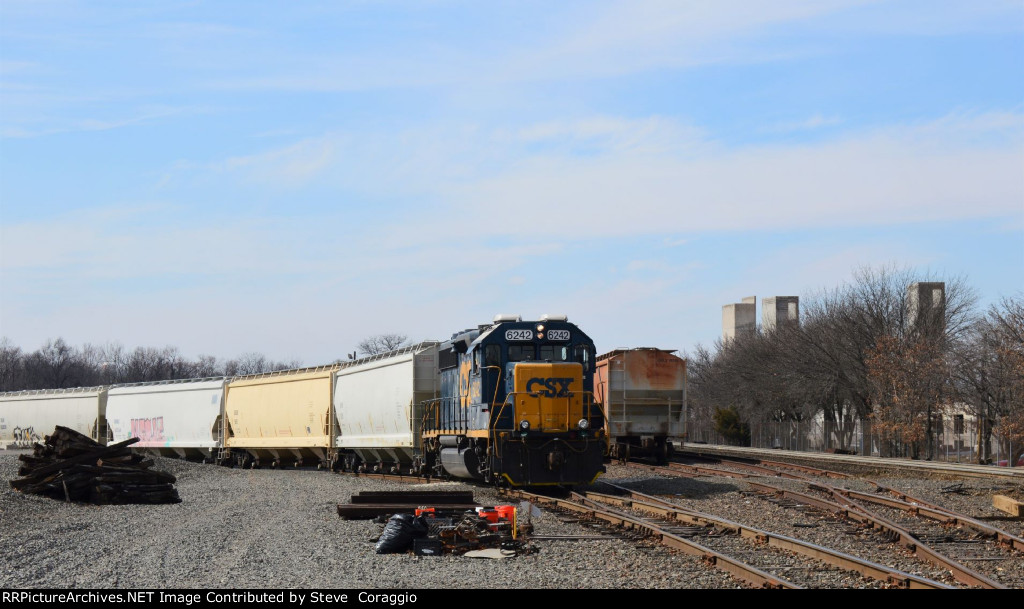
525 377 574 398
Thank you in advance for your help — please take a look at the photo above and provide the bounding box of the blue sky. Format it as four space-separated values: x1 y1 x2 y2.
1 0 1022 364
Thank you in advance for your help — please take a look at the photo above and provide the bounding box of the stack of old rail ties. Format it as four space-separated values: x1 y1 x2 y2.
338 491 526 557
9 426 181 504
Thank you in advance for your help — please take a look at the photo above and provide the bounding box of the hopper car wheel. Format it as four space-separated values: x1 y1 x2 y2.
271 460 280 469
655 440 668 465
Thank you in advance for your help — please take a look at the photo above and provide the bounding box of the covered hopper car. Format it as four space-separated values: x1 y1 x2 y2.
107 378 226 460
595 348 686 464
0 387 108 449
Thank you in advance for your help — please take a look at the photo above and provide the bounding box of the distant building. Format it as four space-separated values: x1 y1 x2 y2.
762 296 799 332
907 282 945 334
723 296 756 341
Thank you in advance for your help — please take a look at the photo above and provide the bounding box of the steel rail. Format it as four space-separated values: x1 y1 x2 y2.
335 471 433 484
588 483 953 590
687 453 1024 554
742 479 1006 589
501 488 799 589
630 455 1007 588
804 482 1007 589
678 445 1024 481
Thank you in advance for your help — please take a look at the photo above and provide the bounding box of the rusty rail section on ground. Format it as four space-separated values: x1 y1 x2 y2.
501 488 799 589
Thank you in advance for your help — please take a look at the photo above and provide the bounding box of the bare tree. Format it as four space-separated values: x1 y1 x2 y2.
0 338 25 391
357 334 409 356
953 295 1024 463
23 338 88 389
688 265 977 455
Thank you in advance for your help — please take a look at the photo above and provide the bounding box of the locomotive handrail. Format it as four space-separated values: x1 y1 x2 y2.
420 395 470 434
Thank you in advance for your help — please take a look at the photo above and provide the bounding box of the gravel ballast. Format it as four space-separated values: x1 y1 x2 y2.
3 452 1020 589
0 453 735 589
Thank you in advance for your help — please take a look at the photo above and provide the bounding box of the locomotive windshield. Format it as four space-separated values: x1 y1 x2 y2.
539 345 569 361
508 345 535 361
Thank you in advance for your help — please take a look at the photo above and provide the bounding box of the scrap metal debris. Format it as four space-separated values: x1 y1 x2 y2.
345 491 531 557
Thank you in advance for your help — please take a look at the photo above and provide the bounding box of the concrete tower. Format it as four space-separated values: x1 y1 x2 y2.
763 296 799 332
723 296 756 341
908 282 945 334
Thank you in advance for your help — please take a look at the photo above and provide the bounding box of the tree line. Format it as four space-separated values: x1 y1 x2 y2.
0 331 413 392
687 267 1023 465
0 339 302 392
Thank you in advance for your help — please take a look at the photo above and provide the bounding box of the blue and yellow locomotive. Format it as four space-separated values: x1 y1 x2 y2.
420 314 606 486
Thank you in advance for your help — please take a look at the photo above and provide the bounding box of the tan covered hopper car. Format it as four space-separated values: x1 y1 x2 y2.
223 365 340 468
594 348 686 463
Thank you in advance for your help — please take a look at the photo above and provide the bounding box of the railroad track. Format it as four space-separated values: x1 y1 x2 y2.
331 460 1022 588
500 487 800 589
678 444 1024 481
501 486 953 589
674 454 1024 554
631 455 1023 588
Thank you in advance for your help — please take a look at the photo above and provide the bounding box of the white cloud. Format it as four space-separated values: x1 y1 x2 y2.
180 110 1023 241
216 137 338 186
447 111 1023 236
765 114 844 133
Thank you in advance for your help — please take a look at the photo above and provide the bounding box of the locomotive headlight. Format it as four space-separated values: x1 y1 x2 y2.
536 324 545 332
577 418 590 430
520 420 530 431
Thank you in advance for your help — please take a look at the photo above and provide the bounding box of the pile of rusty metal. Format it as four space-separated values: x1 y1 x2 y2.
338 490 526 556
9 426 181 504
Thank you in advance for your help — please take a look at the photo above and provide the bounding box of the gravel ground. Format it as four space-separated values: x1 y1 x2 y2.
3 452 1019 589
0 453 736 589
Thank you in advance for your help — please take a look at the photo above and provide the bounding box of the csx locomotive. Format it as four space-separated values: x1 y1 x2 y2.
421 314 606 486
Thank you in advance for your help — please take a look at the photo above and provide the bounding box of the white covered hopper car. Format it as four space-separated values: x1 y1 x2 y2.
0 387 108 448
1 341 439 472
107 378 227 460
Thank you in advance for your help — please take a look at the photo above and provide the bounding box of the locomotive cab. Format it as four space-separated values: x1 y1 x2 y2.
421 314 606 486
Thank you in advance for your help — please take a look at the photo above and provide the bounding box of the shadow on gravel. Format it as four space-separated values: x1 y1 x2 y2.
586 477 738 498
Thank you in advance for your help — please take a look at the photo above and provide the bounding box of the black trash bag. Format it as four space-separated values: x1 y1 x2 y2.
375 514 429 554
